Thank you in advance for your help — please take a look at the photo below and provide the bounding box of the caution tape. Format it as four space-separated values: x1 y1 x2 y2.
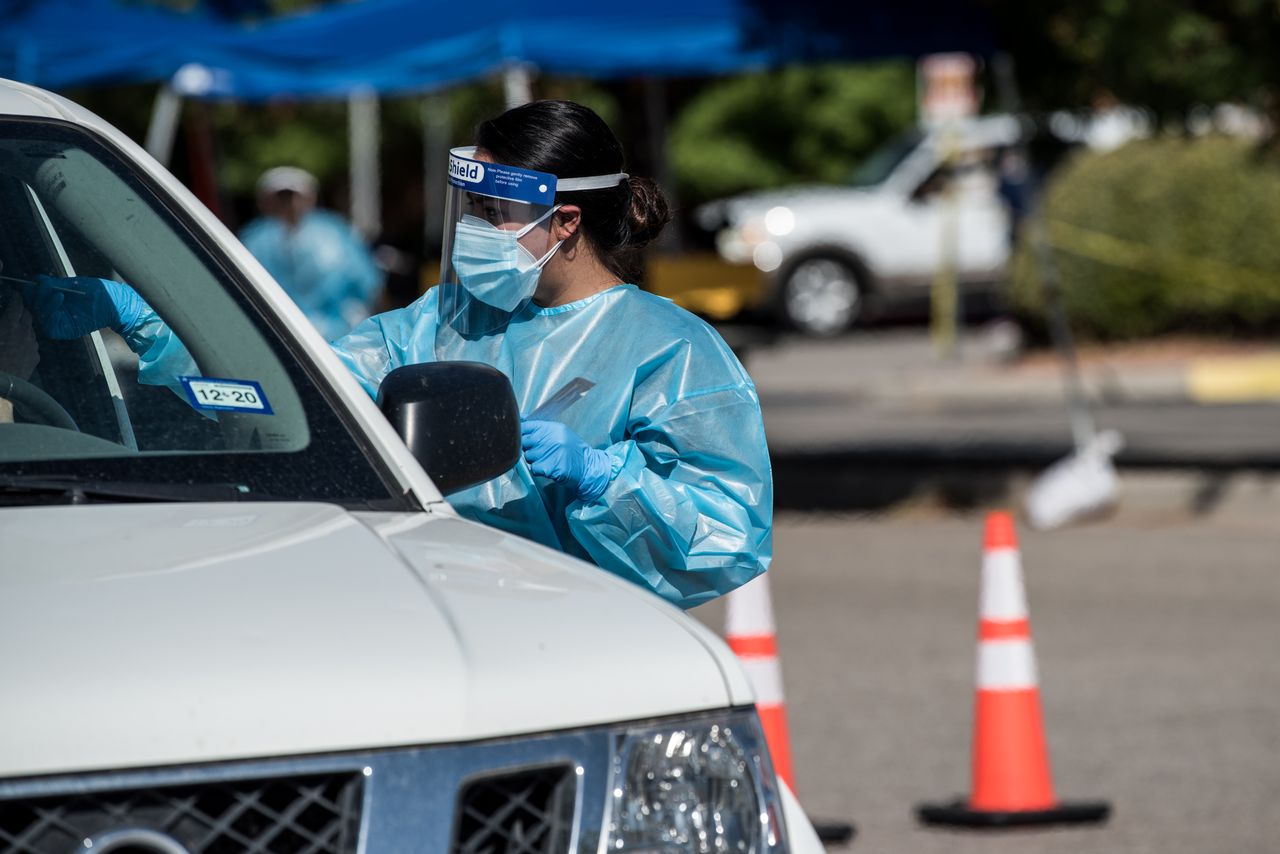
1044 220 1280 296
1039 220 1280 403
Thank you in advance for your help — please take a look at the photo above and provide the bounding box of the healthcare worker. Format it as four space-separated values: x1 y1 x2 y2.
23 100 772 610
241 166 383 341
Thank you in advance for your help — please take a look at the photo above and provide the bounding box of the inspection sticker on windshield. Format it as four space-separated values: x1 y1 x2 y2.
180 377 273 414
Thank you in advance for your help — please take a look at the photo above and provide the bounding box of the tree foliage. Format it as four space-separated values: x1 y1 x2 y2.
984 0 1280 124
668 62 916 207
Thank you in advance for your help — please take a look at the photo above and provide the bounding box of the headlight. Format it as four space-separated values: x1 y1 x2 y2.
715 227 751 264
763 206 795 237
715 216 769 265
604 710 787 854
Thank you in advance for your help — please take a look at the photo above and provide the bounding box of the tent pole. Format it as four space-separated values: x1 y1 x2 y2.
503 64 534 108
348 89 382 241
145 84 183 167
643 77 680 252
183 99 224 221
422 92 452 260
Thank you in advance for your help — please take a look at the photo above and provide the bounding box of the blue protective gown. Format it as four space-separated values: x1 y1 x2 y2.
332 284 773 609
240 210 383 341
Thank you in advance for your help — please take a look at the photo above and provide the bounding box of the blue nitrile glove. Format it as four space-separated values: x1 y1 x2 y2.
521 419 613 503
24 275 147 340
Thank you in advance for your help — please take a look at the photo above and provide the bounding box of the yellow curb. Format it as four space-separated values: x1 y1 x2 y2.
1187 355 1280 403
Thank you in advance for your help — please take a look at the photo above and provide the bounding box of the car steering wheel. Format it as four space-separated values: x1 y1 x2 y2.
0 371 79 431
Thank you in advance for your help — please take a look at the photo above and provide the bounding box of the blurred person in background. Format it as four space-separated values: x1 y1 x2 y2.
240 166 383 341
996 145 1037 246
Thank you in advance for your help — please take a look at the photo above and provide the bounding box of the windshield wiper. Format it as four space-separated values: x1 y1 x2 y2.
0 475 250 505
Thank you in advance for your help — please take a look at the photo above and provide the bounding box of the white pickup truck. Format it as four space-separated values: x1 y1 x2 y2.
0 79 821 854
697 115 1023 336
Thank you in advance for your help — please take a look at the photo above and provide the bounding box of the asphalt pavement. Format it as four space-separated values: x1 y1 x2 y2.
692 509 1280 854
741 327 1280 467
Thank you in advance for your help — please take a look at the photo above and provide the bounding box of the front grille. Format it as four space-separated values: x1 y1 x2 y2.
451 765 576 854
0 772 363 853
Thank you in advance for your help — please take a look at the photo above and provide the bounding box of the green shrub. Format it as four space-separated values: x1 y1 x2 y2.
1010 135 1280 339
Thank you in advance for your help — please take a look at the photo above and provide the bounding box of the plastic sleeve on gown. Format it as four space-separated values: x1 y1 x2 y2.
327 290 438 398
126 306 197 399
565 384 773 610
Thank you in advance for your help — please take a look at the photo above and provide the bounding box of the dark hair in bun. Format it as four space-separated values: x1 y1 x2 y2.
476 99 672 282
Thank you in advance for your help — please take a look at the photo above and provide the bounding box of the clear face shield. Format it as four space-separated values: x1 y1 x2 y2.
436 147 627 342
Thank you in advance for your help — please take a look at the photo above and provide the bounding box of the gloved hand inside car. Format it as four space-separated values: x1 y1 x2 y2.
520 419 613 503
24 275 147 340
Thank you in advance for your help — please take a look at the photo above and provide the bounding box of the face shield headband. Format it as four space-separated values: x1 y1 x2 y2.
437 147 629 327
448 146 629 196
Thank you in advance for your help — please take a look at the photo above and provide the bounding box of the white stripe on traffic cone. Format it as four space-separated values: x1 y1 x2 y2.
725 573 795 790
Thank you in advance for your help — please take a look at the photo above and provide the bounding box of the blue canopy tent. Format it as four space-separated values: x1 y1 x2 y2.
1 0 994 242
2 0 792 235
180 0 780 100
217 0 768 96
3 0 993 97
1 0 783 98
0 0 232 89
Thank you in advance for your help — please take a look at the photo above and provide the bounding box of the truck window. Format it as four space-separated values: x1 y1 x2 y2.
0 119 408 509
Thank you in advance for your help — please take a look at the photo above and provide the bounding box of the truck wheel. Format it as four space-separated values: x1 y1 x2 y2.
779 257 862 337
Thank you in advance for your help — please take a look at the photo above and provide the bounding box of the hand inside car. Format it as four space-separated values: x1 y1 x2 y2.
23 275 147 340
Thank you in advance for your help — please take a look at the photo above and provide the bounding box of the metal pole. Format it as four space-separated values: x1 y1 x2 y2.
1032 207 1096 449
503 64 534 109
930 124 961 360
643 77 681 253
994 51 1096 450
421 93 452 258
348 89 381 241
144 84 183 167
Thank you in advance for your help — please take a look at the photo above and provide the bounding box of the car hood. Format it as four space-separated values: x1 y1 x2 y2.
0 503 746 778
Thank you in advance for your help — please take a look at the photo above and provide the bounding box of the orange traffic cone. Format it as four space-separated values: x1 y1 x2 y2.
725 573 796 790
726 573 856 846
917 511 1110 828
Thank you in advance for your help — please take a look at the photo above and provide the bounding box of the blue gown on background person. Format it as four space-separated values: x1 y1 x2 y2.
240 210 382 341
332 283 772 610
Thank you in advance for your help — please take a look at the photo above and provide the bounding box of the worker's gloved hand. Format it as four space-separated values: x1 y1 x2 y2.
521 419 612 502
24 275 147 340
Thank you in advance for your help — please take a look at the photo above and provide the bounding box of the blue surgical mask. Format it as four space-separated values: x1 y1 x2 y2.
451 206 562 312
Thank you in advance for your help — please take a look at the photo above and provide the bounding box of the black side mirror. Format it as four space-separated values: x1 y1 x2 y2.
376 361 520 495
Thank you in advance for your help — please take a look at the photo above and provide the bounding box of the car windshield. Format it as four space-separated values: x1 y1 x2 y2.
847 129 924 188
0 118 406 509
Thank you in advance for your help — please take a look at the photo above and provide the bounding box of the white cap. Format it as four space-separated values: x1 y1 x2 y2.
256 166 318 197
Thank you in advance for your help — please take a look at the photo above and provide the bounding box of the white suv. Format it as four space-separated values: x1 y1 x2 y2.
697 114 1023 336
0 79 821 854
